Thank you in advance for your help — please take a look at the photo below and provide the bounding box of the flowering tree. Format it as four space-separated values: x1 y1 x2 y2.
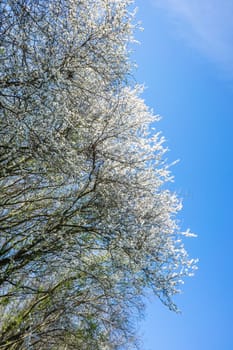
0 0 196 349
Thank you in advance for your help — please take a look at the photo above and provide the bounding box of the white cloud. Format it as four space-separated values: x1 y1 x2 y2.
152 0 233 73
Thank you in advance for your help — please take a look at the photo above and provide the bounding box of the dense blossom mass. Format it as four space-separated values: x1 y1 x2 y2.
0 0 196 349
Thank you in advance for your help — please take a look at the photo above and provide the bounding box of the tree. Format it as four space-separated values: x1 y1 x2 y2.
0 0 196 349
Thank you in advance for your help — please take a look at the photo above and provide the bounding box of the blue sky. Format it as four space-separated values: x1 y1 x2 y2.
133 1 233 349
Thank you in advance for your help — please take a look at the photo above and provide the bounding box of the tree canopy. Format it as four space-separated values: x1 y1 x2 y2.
0 0 196 349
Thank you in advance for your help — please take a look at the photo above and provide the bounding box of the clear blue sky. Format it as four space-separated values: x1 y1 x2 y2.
133 1 233 349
